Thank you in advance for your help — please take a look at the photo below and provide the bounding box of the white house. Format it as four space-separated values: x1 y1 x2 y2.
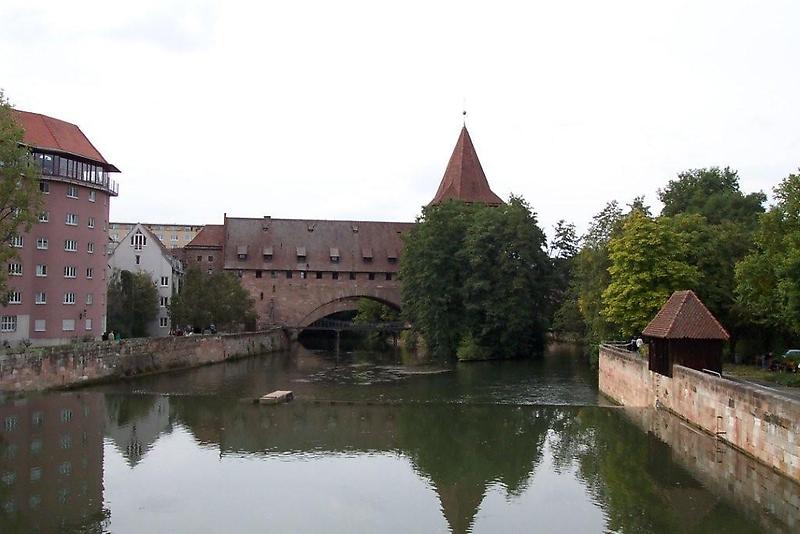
107 223 182 336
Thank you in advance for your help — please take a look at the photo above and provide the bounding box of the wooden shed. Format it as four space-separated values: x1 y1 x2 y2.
642 290 729 377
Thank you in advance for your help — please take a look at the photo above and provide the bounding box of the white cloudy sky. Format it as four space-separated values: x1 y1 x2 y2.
2 0 799 238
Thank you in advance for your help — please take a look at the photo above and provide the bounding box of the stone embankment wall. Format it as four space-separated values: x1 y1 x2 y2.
623 407 799 532
0 330 288 392
599 345 800 483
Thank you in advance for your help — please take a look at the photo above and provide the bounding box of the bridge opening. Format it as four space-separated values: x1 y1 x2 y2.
296 298 405 352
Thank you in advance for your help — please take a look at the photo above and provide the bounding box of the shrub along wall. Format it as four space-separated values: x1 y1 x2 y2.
0 330 289 392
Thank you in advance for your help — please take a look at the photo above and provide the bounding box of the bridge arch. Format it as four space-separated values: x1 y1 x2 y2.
297 294 401 328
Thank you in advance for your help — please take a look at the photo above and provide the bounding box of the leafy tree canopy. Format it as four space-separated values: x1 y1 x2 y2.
401 197 552 359
658 167 765 227
107 269 159 338
0 90 42 296
169 267 256 332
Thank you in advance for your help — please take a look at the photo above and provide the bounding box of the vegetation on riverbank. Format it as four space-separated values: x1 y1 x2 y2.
724 364 800 388
400 197 553 359
554 167 800 361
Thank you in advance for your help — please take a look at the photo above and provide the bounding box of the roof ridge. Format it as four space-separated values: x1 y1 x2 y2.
664 290 690 336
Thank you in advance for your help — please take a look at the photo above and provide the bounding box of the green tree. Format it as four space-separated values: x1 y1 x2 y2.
601 211 699 338
736 172 800 341
0 90 42 296
169 267 256 331
659 167 765 228
107 269 159 338
401 197 552 359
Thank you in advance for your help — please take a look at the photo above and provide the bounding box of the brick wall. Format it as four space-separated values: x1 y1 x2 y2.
0 330 288 392
599 345 800 483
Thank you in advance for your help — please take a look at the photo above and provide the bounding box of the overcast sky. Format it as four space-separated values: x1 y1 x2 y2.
2 0 799 238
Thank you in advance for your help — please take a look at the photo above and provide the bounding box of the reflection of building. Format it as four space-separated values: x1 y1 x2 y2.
107 224 183 335
104 395 171 467
109 223 203 249
2 111 120 345
0 393 105 531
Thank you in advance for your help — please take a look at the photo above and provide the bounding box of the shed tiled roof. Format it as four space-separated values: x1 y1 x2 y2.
12 110 118 170
642 290 729 340
223 218 412 272
185 225 223 249
430 126 503 206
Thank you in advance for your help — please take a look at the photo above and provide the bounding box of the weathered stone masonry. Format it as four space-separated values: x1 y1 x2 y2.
599 345 800 483
0 329 288 392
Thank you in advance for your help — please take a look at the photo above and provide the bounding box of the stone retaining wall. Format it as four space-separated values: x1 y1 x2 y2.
0 329 289 392
599 345 800 483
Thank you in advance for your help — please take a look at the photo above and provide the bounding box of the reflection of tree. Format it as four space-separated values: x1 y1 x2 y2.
548 408 763 534
395 404 550 534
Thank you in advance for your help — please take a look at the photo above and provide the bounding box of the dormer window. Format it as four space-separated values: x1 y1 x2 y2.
263 246 273 260
131 230 146 250
296 246 306 260
237 245 248 260
329 247 340 263
388 250 398 264
362 248 373 262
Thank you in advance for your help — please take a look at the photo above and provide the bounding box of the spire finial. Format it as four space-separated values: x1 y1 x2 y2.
462 97 467 126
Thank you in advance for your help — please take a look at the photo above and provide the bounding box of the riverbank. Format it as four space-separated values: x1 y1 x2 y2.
0 329 289 392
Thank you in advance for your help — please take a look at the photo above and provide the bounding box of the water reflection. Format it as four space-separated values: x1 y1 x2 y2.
0 346 798 533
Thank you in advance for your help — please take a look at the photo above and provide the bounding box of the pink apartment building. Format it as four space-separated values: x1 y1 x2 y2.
1 110 119 346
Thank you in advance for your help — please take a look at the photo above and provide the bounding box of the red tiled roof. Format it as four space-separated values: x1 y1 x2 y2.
12 109 118 170
642 290 729 340
430 126 503 206
185 225 224 249
223 217 412 272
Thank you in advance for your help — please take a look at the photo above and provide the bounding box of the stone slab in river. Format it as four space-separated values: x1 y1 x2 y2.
259 390 294 404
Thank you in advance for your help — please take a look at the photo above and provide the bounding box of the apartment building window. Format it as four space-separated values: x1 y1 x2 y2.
171 234 178 242
86 294 93 305
38 211 49 223
39 181 49 194
85 319 92 331
0 316 16 332
7 291 21 304
35 264 47 277
160 296 168 307
159 317 169 328
160 276 169 287
64 266 77 278
87 217 95 229
34 320 46 332
66 185 78 198
135 255 140 265
64 240 77 252
65 213 78 226
88 190 96 202
63 292 76 305
87 242 94 254
10 235 23 248
131 230 146 250
8 262 22 276
36 238 48 250
62 319 75 331
86 267 93 279
35 292 46 304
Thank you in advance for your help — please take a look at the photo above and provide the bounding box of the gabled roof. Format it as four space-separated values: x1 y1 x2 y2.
111 223 182 271
185 225 224 249
643 290 729 340
430 126 503 206
12 109 119 171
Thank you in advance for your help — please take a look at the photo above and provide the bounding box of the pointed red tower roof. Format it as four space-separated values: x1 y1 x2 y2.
643 290 730 340
430 126 503 206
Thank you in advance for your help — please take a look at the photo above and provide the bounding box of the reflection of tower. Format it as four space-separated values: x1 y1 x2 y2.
0 393 106 532
105 395 171 468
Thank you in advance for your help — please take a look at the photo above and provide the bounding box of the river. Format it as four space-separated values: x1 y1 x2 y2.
0 342 797 533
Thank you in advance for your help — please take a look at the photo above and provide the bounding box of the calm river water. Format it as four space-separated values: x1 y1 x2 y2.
0 342 798 533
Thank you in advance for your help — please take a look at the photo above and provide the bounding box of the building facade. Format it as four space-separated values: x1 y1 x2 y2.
109 223 202 249
2 111 119 346
107 224 182 336
181 125 502 329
